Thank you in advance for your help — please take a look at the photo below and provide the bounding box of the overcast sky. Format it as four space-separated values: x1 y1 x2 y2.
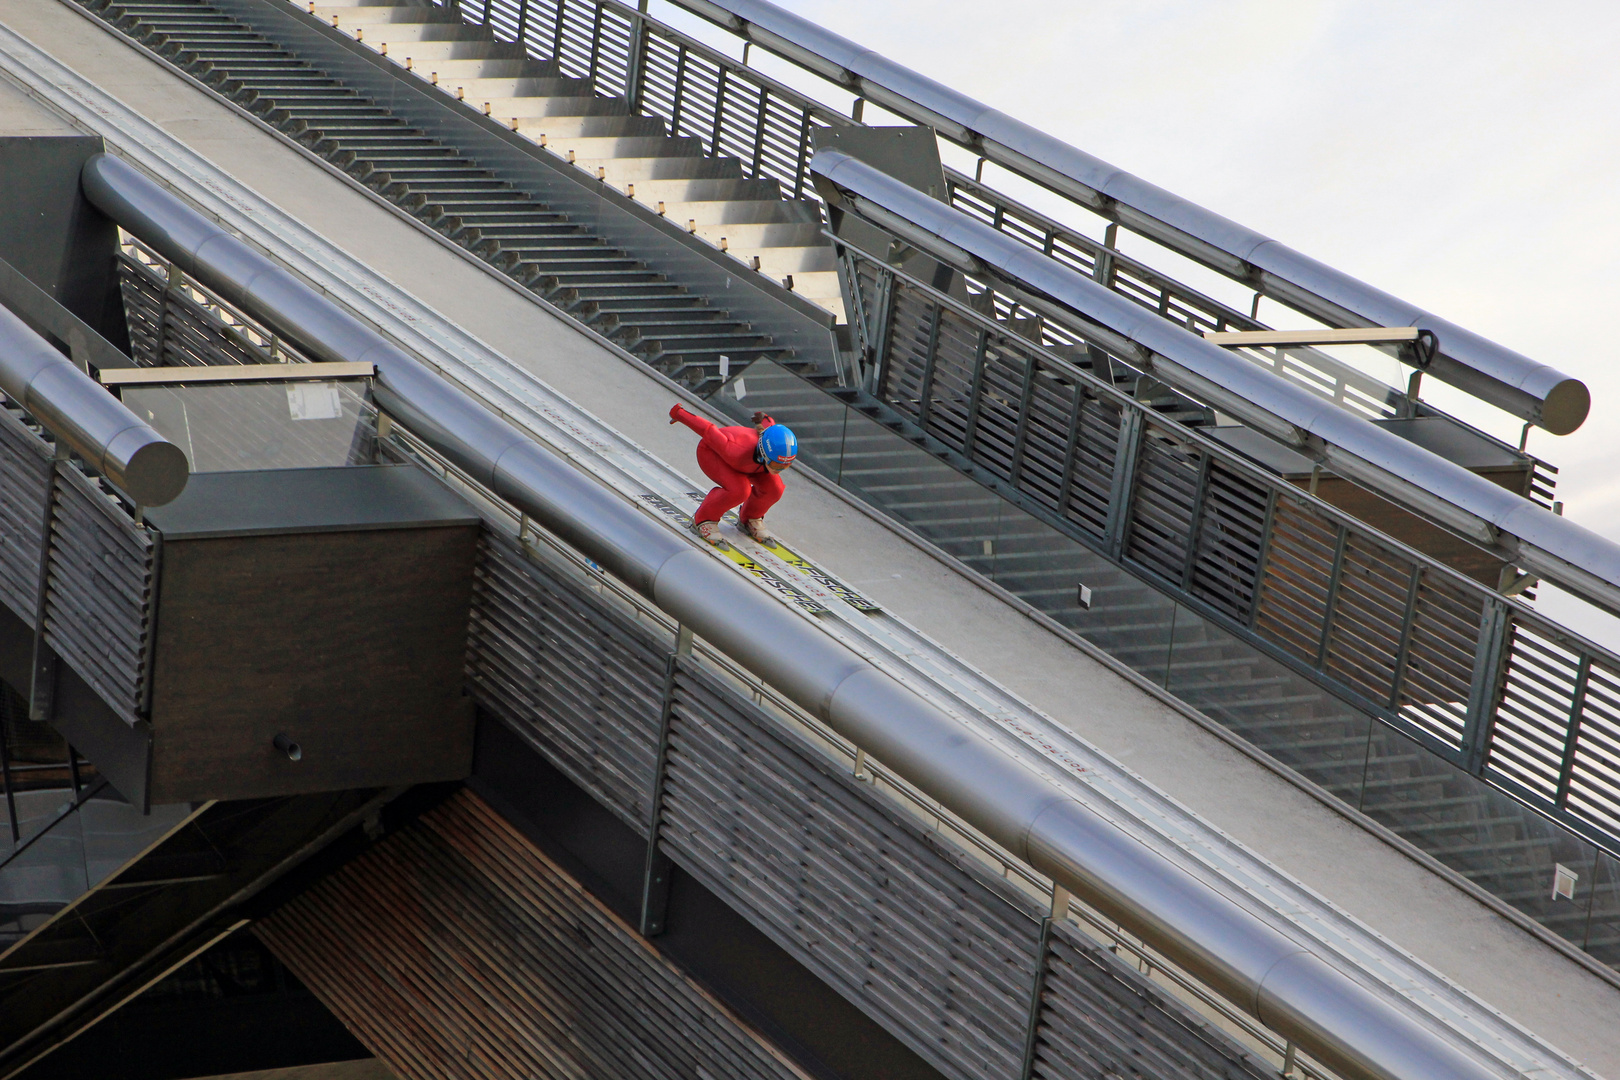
657 0 1620 641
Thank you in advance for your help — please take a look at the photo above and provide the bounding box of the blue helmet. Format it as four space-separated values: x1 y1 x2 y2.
757 424 798 467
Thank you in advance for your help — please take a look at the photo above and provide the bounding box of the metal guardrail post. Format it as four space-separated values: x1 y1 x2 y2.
866 266 897 396
639 623 692 937
1016 887 1061 1080
1460 601 1510 774
1102 408 1144 559
27 449 66 723
1179 453 1214 592
1007 350 1040 489
1553 655 1592 809
914 302 943 431
0 712 17 844
623 0 649 111
1386 566 1425 710
1314 526 1350 671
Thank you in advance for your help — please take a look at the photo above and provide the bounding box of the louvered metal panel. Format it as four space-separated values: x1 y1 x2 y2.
466 532 669 829
257 790 812 1080
41 467 154 725
0 408 52 626
657 661 1044 1080
1030 918 1275 1080
1125 429 1200 585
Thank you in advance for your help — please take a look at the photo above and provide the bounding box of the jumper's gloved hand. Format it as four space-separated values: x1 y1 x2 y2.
669 403 687 424
751 410 770 429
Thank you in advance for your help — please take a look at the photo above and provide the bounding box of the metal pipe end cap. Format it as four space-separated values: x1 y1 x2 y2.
1541 378 1589 436
123 440 190 506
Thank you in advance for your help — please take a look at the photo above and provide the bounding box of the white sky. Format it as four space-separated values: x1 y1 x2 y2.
657 0 1620 640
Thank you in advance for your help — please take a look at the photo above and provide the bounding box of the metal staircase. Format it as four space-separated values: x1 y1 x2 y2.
68 0 1620 968
97 0 828 396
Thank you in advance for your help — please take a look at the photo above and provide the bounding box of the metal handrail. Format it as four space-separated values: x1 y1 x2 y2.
664 0 1589 436
821 212 1620 866
417 0 1552 464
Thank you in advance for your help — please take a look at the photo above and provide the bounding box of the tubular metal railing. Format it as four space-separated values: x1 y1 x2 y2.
126 236 1343 1080
431 0 1552 487
833 240 1620 863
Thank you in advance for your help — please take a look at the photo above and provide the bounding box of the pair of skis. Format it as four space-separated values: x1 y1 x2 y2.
639 493 881 616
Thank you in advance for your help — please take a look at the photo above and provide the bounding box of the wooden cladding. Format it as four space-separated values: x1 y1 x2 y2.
256 790 811 1080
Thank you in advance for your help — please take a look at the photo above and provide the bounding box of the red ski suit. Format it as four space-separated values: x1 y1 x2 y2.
670 404 785 524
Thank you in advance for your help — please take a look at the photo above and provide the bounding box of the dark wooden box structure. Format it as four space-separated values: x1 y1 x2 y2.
52 465 480 807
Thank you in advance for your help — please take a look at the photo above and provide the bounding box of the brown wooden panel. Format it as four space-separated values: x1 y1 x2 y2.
256 790 811 1080
148 524 477 802
1299 474 1515 587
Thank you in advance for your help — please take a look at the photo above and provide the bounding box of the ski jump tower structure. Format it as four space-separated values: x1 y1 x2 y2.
0 2 1617 1079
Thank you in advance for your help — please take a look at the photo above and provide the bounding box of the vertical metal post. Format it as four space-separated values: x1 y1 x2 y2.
1247 489 1279 628
707 65 728 156
1179 452 1213 592
866 267 898 397
791 106 813 201
1460 600 1510 774
913 302 944 430
1102 407 1145 559
549 0 567 69
1053 384 1089 522
586 2 604 86
1553 653 1592 808
1093 222 1118 289
622 0 650 111
1006 350 1040 488
749 88 770 178
1386 564 1424 709
1313 526 1350 671
514 0 530 49
669 45 688 135
0 704 18 843
28 450 66 722
960 326 990 459
640 624 692 936
1017 884 1064 1080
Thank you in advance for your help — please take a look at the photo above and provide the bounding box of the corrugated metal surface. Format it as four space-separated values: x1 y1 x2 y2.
256 790 812 1080
466 531 669 829
41 466 154 724
0 407 53 626
1031 919 1275 1080
658 660 1045 1080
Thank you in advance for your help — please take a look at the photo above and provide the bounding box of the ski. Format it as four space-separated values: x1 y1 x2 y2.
687 493 883 614
640 494 829 616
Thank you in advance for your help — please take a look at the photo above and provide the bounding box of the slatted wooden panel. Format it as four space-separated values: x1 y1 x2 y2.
657 660 1044 1080
41 467 154 725
257 790 811 1080
1030 918 1275 1080
1324 536 1414 707
1398 573 1483 748
1253 499 1338 668
1566 659 1620 835
465 532 670 830
0 407 53 625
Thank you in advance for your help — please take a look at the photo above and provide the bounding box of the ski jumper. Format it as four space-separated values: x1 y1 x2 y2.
670 404 785 524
